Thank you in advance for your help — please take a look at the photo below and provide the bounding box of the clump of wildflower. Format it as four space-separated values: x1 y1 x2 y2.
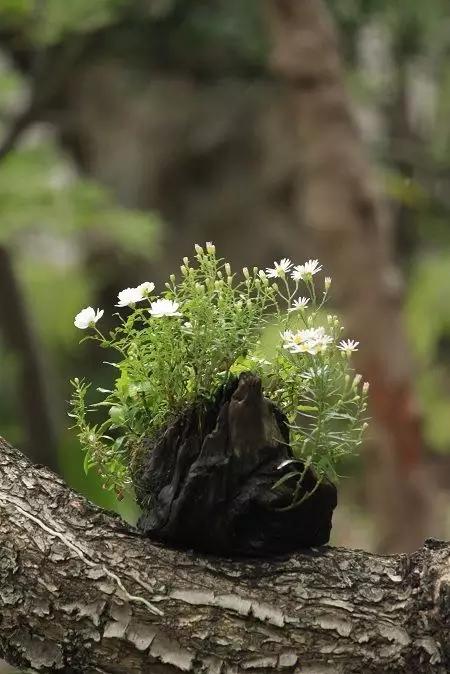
70 244 368 501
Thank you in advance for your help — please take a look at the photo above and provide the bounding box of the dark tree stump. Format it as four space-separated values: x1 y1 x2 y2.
134 373 337 556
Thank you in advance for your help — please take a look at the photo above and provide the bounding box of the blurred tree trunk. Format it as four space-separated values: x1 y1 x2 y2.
0 246 58 469
267 0 435 552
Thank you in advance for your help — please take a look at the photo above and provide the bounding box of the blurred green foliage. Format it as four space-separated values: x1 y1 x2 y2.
0 45 159 511
0 0 128 43
407 253 450 452
0 133 159 355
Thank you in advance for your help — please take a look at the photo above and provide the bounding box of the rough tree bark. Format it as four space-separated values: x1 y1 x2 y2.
267 0 435 553
0 436 448 674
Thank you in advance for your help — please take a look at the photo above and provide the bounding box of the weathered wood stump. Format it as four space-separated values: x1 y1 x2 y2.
134 373 337 556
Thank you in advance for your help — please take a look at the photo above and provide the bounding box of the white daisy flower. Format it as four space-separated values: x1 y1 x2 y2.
265 258 293 278
289 339 331 355
116 282 155 307
291 259 322 282
74 307 104 330
280 329 295 342
282 326 332 355
313 331 333 352
137 281 155 296
149 299 182 318
337 339 359 355
288 297 310 313
116 287 141 307
291 327 325 343
285 341 310 354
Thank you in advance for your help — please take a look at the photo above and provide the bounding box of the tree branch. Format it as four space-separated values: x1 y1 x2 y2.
0 33 84 162
0 436 448 673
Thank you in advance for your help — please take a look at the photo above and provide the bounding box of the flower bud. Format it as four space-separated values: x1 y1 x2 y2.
183 256 189 266
180 265 188 276
194 243 203 255
242 266 250 280
253 266 258 275
225 263 232 277
324 277 332 290
217 270 223 279
363 382 370 395
206 241 215 254
169 273 176 283
353 374 362 388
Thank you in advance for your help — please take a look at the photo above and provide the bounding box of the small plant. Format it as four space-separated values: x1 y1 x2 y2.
70 243 368 502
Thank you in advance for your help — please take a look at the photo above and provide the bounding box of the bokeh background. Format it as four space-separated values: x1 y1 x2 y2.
0 0 450 579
